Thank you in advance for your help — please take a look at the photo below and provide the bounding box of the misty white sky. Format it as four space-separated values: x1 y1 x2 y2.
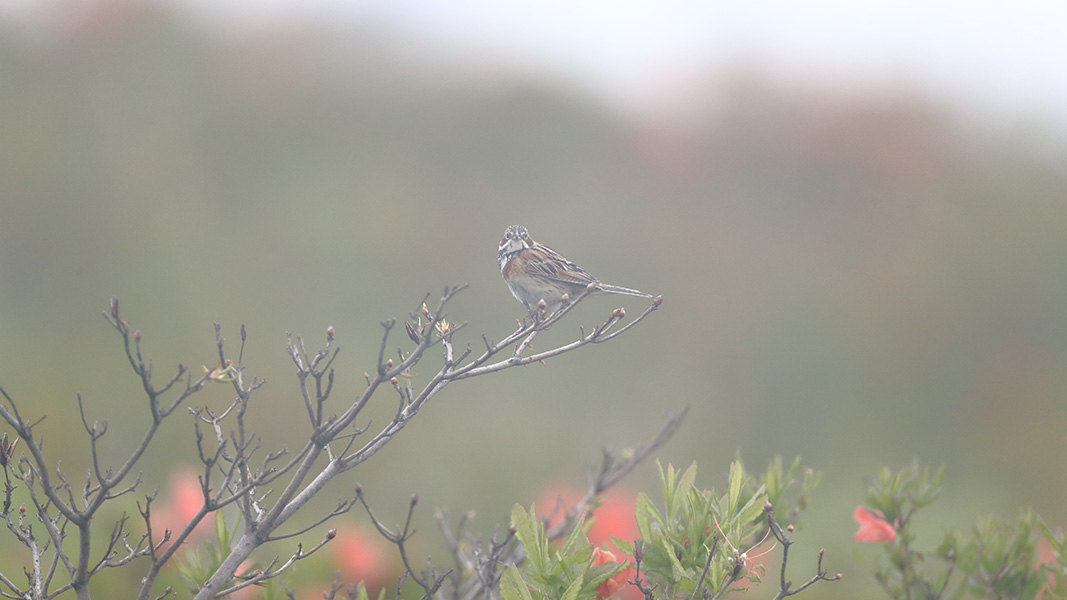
6 0 1067 124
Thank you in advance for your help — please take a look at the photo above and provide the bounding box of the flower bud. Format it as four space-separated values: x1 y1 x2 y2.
653 295 663 307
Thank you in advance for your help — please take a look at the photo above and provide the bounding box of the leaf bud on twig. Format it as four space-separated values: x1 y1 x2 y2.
405 321 420 343
0 433 16 467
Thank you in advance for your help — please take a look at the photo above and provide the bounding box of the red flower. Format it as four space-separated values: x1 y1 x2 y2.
152 468 212 549
537 486 640 548
591 547 630 598
853 506 895 542
329 525 396 594
538 486 642 599
589 495 640 549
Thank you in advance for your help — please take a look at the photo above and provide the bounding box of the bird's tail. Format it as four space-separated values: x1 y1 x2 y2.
596 283 653 298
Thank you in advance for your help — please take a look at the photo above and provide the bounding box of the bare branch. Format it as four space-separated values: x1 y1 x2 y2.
3 287 665 600
266 498 354 542
547 407 688 541
767 504 842 599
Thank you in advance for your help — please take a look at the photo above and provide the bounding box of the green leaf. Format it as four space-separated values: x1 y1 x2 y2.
727 461 743 516
661 462 678 522
560 570 584 600
352 582 371 600
587 557 628 597
610 536 635 556
735 484 768 526
763 456 801 507
214 509 229 550
511 504 546 574
635 493 653 541
678 462 697 496
500 565 535 600
662 537 687 576
561 514 591 558
914 464 945 507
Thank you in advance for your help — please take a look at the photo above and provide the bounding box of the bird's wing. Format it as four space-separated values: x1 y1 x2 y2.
520 246 598 287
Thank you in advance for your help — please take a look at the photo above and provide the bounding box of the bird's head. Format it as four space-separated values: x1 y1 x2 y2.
498 225 531 268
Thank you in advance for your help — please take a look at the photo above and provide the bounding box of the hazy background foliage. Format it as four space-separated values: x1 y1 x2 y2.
1 2 1065 597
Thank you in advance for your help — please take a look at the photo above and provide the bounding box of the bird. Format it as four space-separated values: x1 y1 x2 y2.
498 225 652 311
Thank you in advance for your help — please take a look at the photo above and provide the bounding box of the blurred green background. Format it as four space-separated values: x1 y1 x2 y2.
2 1 1066 598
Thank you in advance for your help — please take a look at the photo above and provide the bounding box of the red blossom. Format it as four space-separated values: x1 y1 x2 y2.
537 487 640 548
591 547 630 598
538 486 642 599
152 468 212 549
329 525 397 594
853 506 895 542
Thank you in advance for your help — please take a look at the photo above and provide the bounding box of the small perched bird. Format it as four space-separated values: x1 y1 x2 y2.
498 225 652 311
